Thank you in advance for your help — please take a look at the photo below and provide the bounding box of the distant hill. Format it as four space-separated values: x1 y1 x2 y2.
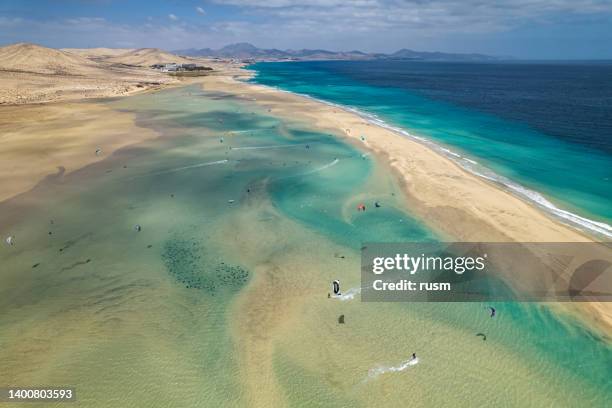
174 42 503 62
389 48 498 61
175 43 373 60
62 47 134 58
0 42 102 75
106 48 194 66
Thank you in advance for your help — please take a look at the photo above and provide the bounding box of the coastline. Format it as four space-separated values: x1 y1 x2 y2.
266 85 612 240
1 62 610 338
2 60 611 407
200 68 592 242
197 67 612 337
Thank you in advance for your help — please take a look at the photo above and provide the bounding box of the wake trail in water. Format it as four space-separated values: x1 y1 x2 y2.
128 159 229 179
277 158 340 181
365 357 420 382
302 158 339 175
230 143 313 151
331 286 363 301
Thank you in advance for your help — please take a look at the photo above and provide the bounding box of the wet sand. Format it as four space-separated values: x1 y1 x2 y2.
0 102 158 202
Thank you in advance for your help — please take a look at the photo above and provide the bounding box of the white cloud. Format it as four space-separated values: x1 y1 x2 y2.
210 0 612 30
196 7 206 15
1 1 611 58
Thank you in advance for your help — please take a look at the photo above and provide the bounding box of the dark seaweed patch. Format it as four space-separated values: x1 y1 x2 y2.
161 239 249 294
58 232 93 253
59 258 92 272
214 263 249 288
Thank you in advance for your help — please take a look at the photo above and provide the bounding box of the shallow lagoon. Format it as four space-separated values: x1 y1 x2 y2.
0 85 610 407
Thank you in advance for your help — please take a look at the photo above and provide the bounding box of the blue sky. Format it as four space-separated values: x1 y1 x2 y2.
1 0 611 58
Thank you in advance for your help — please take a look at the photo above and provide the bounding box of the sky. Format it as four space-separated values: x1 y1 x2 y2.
1 0 611 59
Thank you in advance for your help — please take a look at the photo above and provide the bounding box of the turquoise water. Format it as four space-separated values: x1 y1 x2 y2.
248 61 612 238
0 84 611 406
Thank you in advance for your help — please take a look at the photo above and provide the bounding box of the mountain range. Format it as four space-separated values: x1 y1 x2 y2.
173 42 502 62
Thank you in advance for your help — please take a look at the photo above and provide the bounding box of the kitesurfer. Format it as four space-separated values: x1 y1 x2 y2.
332 280 341 296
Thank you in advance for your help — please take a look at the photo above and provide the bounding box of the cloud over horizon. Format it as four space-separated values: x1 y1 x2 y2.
0 0 611 58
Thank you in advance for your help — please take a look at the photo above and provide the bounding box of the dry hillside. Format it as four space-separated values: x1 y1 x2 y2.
0 43 102 75
0 43 179 104
62 47 134 58
106 48 194 66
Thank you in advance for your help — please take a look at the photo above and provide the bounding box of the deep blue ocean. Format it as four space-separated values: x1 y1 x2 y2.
248 60 612 237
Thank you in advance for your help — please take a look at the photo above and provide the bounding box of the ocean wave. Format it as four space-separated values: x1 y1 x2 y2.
366 356 420 381
248 80 612 239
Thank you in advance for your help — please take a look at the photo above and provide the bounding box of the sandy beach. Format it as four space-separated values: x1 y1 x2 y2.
196 69 612 336
1 55 610 337
1 52 611 407
4 0 612 402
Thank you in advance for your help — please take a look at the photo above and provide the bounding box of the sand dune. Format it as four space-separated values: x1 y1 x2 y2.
106 48 194 66
0 43 181 105
0 43 102 75
62 47 134 58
